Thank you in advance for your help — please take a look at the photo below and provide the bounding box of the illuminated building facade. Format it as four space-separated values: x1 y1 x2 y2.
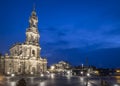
50 61 71 73
1 8 47 75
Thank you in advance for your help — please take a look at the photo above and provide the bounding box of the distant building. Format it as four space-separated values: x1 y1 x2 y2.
98 68 115 76
0 8 47 75
114 69 120 75
0 56 4 74
72 65 98 76
50 61 72 73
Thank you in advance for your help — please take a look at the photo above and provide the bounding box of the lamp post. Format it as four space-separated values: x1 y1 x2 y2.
81 71 83 76
86 73 90 86
11 57 15 77
51 66 55 72
81 64 83 76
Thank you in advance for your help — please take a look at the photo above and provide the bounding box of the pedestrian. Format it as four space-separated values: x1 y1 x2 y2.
16 78 26 86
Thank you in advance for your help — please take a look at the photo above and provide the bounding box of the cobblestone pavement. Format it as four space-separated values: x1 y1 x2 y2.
0 75 120 86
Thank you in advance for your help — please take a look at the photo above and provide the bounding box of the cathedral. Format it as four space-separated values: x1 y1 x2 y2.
0 8 47 75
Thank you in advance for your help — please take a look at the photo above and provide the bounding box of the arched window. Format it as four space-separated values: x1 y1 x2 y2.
32 50 35 56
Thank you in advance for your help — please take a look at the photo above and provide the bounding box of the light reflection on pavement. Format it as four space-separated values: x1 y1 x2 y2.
0 75 120 86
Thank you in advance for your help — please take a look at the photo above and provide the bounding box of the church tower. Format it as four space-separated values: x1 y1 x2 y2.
26 7 40 46
4 6 47 75
24 7 41 58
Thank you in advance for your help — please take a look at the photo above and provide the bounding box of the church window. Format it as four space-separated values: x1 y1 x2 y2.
32 50 35 56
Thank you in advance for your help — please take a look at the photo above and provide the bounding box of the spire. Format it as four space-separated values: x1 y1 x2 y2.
26 4 40 45
31 3 36 16
29 4 38 28
33 3 36 11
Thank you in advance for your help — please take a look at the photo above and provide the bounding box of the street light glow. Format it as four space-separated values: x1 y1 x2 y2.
41 74 44 77
80 77 84 82
114 84 119 86
81 71 83 74
87 73 90 77
31 72 33 75
82 64 83 67
11 74 15 77
51 66 55 70
67 71 70 74
51 73 55 79
7 72 10 75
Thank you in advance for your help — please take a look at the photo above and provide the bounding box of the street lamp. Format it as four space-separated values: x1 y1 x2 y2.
86 73 90 86
81 71 84 76
11 73 15 77
81 71 83 74
81 64 84 76
51 66 55 70
31 72 33 75
7 72 10 75
87 73 90 77
41 74 44 77
82 64 83 68
50 66 55 73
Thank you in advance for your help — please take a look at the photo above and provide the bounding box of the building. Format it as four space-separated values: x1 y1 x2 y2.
50 61 72 74
72 65 97 76
0 55 4 74
0 8 47 75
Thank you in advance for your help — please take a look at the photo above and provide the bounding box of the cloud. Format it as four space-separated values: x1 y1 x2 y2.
45 47 120 68
40 22 120 53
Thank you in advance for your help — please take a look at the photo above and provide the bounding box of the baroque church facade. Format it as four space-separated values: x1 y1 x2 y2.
0 8 47 75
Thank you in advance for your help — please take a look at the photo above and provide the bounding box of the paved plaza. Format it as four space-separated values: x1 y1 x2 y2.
0 75 120 86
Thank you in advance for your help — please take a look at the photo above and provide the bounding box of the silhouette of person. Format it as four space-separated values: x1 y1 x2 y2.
16 78 26 86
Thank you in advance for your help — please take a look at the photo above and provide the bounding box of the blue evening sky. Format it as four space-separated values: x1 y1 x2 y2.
0 0 120 68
